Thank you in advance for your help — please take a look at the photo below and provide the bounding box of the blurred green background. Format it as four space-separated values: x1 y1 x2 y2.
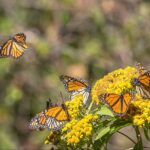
0 0 150 149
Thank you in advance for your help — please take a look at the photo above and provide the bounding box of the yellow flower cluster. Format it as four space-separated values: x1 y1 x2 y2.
92 66 138 104
62 114 98 145
132 96 150 127
65 94 84 119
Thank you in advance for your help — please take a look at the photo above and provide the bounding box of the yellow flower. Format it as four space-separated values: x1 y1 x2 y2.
133 115 145 127
92 66 138 104
44 140 49 144
131 96 150 127
65 94 84 119
91 65 150 127
62 114 98 145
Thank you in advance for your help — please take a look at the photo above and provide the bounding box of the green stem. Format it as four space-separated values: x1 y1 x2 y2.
105 143 107 150
86 101 94 114
134 125 142 143
117 131 136 144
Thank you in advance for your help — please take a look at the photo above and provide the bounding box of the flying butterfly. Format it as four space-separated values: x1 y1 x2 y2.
0 33 28 59
29 98 70 131
99 92 134 116
131 63 150 99
60 75 91 104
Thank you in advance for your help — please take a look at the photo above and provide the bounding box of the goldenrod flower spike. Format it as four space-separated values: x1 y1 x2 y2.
65 94 84 119
91 66 138 104
132 96 150 127
62 114 98 145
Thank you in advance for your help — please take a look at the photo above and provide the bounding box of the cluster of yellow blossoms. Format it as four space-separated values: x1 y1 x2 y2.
132 95 150 127
65 94 84 119
62 114 98 145
44 65 150 147
92 66 138 104
62 94 98 145
92 66 150 127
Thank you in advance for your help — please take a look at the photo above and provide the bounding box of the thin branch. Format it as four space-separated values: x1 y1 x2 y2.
117 131 136 144
86 101 94 114
133 125 142 143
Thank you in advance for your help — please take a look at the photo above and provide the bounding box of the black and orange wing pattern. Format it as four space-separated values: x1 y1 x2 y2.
0 33 28 59
29 112 47 130
60 75 91 104
45 104 70 130
29 102 70 131
131 63 150 99
132 72 150 99
46 104 70 121
99 92 134 116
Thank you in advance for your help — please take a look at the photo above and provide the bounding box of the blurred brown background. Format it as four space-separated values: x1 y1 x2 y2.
0 0 150 149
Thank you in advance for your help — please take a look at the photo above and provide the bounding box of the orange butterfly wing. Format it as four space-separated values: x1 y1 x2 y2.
135 72 150 99
104 94 121 114
100 92 133 116
38 113 46 125
60 75 90 104
0 33 28 59
45 106 69 121
0 40 13 57
29 112 47 130
45 104 70 131
138 73 150 87
55 109 69 121
11 42 24 58
67 81 87 91
122 93 133 113
46 107 62 118
60 75 88 92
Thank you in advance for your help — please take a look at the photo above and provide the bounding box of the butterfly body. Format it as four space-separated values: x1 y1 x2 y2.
99 92 134 116
0 33 28 59
60 75 91 104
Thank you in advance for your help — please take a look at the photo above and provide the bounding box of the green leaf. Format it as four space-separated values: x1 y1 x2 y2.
144 123 150 141
96 105 114 117
93 119 132 149
133 140 143 150
133 126 143 150
95 126 110 140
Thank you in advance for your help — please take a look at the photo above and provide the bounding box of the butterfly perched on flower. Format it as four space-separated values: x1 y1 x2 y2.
99 92 134 116
60 75 91 104
29 98 70 131
131 63 150 99
0 33 28 59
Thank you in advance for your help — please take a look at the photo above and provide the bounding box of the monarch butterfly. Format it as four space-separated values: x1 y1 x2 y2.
0 33 28 59
99 92 134 116
131 63 150 99
60 75 91 104
29 99 70 131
